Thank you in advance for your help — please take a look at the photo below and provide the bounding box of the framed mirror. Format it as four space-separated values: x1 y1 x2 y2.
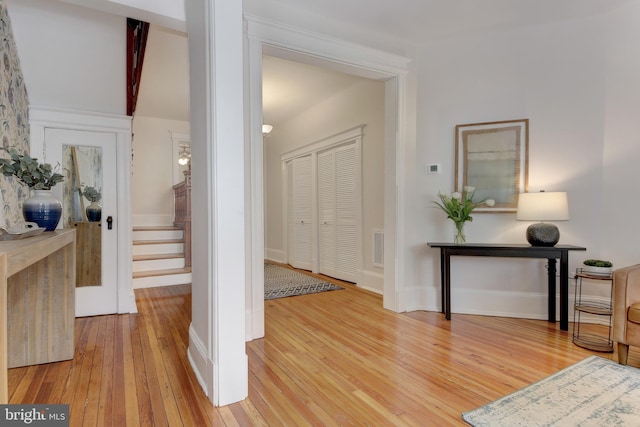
455 119 528 212
63 145 103 287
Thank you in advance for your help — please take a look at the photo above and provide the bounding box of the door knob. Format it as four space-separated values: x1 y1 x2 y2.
107 216 113 230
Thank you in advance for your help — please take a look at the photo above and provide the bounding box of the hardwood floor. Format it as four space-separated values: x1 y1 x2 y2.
8 273 639 426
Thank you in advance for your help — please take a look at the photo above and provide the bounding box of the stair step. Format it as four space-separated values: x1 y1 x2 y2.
132 268 192 289
133 239 184 245
132 228 183 241
133 241 184 256
133 257 185 272
133 267 191 278
133 226 181 231
133 253 185 261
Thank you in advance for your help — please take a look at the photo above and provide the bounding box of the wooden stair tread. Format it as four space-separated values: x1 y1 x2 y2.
133 225 182 231
133 239 184 245
133 267 192 279
133 253 185 261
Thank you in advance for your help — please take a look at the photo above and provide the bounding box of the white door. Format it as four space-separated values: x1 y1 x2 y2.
287 156 313 270
318 143 358 283
44 128 118 316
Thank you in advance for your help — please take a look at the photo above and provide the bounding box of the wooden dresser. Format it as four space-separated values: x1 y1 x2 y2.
0 229 76 403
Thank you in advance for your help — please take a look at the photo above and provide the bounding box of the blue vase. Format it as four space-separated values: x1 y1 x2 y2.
23 190 62 231
86 202 102 222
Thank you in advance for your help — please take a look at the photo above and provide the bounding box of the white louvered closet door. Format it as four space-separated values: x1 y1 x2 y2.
288 156 313 270
318 143 358 283
318 150 336 277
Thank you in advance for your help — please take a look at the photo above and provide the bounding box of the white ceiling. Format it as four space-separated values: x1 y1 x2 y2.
134 0 634 124
259 0 633 44
135 25 190 121
262 56 366 126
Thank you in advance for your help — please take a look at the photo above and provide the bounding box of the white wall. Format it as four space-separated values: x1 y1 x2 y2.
265 78 385 291
7 0 125 114
131 116 189 226
602 1 640 268
413 8 637 318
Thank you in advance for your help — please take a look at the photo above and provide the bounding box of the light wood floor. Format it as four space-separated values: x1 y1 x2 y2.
8 272 640 426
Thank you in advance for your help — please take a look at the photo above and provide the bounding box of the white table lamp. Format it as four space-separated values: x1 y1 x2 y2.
516 191 569 246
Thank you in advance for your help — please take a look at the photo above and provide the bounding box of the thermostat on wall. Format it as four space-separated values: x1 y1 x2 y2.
427 163 440 174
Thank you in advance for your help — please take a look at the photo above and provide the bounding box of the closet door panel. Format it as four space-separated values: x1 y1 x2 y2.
334 144 358 281
290 156 313 270
318 150 336 277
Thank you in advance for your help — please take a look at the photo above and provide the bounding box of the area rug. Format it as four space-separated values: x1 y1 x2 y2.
264 263 343 300
463 356 640 426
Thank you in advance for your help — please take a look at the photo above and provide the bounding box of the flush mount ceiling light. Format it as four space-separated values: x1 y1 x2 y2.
262 124 273 136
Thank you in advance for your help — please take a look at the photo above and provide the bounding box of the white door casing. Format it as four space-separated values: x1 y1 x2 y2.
247 18 411 340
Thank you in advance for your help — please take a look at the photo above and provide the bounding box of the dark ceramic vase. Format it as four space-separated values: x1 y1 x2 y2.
86 202 102 222
22 190 62 231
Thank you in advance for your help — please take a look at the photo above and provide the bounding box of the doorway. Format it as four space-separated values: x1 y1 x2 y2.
246 18 410 340
29 106 135 316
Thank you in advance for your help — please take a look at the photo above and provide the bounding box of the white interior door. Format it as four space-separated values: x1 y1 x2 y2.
44 128 118 316
318 150 336 277
318 143 358 283
287 156 313 270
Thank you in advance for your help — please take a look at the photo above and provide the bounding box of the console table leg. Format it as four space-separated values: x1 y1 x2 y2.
559 252 569 331
440 250 445 314
444 250 451 320
548 259 557 324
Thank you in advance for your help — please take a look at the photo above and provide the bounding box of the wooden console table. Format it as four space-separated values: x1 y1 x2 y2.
0 229 76 403
427 243 586 331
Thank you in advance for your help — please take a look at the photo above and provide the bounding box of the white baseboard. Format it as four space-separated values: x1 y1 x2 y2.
265 248 286 264
132 214 175 227
401 285 608 323
357 269 383 294
188 323 210 398
247 307 265 341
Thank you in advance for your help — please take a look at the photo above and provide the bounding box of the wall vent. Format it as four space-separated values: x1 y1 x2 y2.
372 229 384 268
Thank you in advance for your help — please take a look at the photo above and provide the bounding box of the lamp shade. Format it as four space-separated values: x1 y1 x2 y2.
516 191 569 221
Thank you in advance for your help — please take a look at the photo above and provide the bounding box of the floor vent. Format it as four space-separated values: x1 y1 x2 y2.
372 229 384 268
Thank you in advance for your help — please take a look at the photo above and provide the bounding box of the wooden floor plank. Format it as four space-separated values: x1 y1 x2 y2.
7 269 640 426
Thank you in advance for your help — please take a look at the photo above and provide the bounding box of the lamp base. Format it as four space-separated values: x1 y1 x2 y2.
526 223 560 247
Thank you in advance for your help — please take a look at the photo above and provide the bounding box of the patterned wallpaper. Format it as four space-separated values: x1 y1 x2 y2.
0 0 30 227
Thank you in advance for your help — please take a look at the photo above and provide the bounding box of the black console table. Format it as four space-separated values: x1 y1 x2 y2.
427 243 586 331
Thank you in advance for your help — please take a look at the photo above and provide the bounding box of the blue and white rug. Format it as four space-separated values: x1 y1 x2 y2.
264 263 343 300
463 356 640 426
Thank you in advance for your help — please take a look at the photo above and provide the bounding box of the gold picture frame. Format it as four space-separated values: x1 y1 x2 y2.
455 119 529 212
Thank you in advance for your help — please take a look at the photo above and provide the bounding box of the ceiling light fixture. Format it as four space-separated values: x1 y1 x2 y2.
178 144 191 166
262 124 273 136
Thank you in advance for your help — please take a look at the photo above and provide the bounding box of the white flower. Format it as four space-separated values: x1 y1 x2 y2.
463 186 475 193
485 199 495 207
451 192 462 200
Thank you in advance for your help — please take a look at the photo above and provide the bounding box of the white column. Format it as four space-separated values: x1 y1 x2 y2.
185 0 247 406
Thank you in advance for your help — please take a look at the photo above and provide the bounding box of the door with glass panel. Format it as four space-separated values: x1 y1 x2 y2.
44 128 118 316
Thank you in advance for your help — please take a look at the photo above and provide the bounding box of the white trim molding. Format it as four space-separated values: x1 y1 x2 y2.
245 15 411 317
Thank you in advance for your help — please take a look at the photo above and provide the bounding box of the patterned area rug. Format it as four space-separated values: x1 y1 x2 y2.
463 356 640 426
264 263 343 300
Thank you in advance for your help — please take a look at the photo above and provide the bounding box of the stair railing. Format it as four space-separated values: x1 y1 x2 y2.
173 169 191 268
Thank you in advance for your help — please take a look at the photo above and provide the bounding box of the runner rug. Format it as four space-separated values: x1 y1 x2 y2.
264 263 343 300
462 355 640 426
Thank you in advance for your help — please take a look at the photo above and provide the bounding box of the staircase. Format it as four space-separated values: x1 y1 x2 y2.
132 226 192 289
